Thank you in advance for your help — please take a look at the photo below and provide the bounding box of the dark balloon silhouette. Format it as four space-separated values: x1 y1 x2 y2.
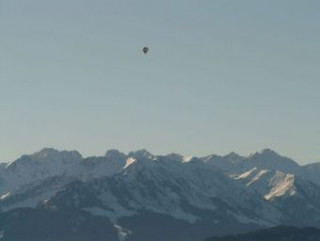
142 47 149 55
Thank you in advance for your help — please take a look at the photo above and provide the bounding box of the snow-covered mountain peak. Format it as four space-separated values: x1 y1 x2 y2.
128 149 155 160
2 147 320 240
6 148 82 172
244 149 300 174
31 148 82 161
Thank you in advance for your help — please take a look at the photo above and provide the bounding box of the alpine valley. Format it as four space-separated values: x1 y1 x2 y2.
0 148 320 241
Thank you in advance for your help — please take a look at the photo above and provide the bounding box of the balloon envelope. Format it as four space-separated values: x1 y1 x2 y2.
142 47 149 54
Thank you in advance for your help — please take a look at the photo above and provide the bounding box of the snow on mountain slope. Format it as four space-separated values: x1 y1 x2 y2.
0 175 78 211
234 168 296 200
202 149 300 176
0 148 82 193
40 156 280 226
233 167 320 226
0 148 320 227
0 149 131 212
243 149 300 174
1 148 320 241
0 149 129 196
80 149 127 179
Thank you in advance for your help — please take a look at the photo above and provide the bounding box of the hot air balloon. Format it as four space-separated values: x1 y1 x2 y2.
142 47 149 55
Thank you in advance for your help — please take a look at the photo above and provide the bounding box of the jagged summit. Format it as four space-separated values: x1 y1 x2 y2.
224 152 244 163
33 148 59 157
128 149 155 160
1 147 320 241
247 148 279 157
245 149 300 174
1 148 305 166
6 148 82 170
165 153 184 161
32 148 82 160
248 149 291 161
104 149 127 161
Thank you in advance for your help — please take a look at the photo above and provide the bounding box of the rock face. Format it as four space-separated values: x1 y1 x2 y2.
0 148 320 241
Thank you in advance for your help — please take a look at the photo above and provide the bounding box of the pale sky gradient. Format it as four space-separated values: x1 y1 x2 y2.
1 0 319 163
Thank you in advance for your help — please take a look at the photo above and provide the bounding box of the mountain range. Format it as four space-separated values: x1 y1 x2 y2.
0 148 319 241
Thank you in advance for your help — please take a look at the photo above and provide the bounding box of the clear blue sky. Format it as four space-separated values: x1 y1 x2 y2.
1 0 319 163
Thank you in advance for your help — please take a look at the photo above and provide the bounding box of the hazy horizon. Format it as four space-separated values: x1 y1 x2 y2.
1 0 319 164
